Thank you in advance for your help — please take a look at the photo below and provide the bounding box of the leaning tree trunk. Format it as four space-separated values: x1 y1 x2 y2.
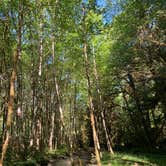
92 44 114 155
82 4 101 166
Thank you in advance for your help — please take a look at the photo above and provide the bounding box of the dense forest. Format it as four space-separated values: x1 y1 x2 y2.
0 0 166 165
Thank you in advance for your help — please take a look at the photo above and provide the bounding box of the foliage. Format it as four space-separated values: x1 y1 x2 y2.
46 145 69 158
0 0 165 164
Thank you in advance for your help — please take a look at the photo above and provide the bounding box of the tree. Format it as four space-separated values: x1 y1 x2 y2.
0 0 24 164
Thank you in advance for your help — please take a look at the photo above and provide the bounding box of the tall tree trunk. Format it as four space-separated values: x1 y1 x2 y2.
92 44 114 154
82 4 101 165
36 21 43 151
51 37 64 146
72 82 77 148
83 42 101 166
0 1 23 164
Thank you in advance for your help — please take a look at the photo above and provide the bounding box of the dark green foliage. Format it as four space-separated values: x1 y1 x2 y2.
32 151 49 165
97 0 166 149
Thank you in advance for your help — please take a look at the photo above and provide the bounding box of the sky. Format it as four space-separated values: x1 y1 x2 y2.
96 0 106 7
96 0 121 23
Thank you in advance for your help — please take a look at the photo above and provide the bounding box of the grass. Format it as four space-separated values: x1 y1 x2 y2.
46 145 69 158
5 146 69 166
101 152 166 166
4 147 166 166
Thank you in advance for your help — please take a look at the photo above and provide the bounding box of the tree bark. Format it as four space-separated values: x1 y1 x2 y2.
92 44 114 154
0 1 23 164
51 37 64 146
83 42 101 166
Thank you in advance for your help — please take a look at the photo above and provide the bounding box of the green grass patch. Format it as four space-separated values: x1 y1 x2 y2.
101 151 166 166
46 145 69 158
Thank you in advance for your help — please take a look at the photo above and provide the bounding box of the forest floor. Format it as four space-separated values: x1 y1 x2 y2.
101 151 166 166
8 149 166 166
47 150 166 166
47 149 97 166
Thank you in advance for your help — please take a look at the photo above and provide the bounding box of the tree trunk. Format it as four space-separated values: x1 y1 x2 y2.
83 42 101 166
49 111 55 150
0 1 23 164
92 44 114 154
51 37 64 146
35 21 43 151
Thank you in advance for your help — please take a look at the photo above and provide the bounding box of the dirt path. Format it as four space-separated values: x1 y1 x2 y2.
47 149 97 166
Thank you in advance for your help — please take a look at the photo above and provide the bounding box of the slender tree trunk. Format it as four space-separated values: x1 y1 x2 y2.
0 2 23 164
35 21 43 151
0 66 16 166
82 4 101 165
72 82 77 148
38 22 43 78
51 37 64 145
83 42 101 166
49 111 55 150
92 44 114 154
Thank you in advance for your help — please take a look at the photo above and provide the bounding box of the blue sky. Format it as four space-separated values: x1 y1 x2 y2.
96 0 106 7
96 0 121 23
96 0 118 7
